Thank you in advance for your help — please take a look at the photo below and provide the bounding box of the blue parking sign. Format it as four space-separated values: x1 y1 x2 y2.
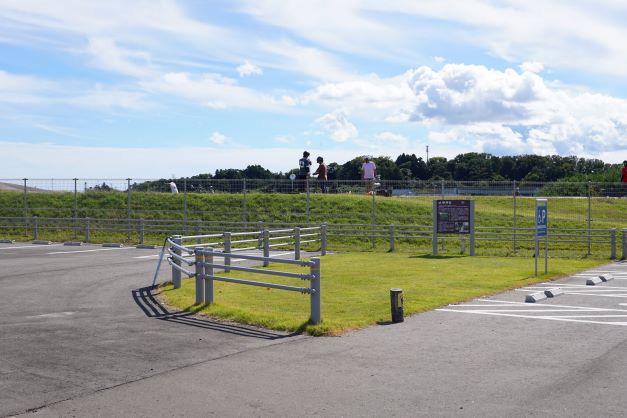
536 205 547 237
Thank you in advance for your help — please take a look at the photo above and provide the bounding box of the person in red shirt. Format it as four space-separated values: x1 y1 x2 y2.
622 160 627 183
313 156 328 193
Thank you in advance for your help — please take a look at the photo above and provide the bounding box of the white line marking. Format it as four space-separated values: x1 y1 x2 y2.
0 244 64 250
47 247 135 255
437 309 627 326
134 254 160 259
477 299 626 311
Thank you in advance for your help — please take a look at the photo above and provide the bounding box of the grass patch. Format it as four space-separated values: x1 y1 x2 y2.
160 252 605 336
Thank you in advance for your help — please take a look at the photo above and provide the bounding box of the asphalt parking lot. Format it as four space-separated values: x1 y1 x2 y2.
2 242 627 417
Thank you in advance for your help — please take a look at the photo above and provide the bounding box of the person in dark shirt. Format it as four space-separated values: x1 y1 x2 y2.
622 161 627 183
313 156 328 193
297 151 311 192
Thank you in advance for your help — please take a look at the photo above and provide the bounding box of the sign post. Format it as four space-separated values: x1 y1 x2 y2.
433 200 475 256
535 199 548 276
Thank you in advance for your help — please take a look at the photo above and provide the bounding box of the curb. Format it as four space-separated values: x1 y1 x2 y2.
544 288 564 298
599 274 614 282
0 239 15 244
525 291 547 303
102 243 124 248
32 240 53 245
135 244 157 249
586 277 603 286
64 242 83 246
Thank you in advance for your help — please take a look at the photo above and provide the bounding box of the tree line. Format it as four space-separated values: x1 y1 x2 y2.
131 152 622 192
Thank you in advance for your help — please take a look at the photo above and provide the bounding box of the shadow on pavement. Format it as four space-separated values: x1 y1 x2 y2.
132 285 297 340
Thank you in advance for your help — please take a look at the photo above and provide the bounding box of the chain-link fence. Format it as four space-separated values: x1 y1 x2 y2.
1 178 626 257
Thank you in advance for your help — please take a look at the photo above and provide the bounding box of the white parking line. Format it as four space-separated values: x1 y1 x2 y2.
47 247 135 255
0 244 64 250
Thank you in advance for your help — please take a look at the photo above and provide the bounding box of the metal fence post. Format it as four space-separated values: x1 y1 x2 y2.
306 180 310 223
139 218 145 244
610 228 616 259
432 200 439 256
294 227 301 260
622 229 627 260
195 220 202 244
85 217 90 242
33 216 38 240
22 178 28 219
223 232 231 272
183 178 188 233
310 257 321 325
127 178 132 241
321 224 327 256
204 247 214 304
512 180 517 253
389 224 395 252
194 247 205 305
73 178 78 239
371 191 376 248
243 178 248 222
172 235 182 289
263 229 270 267
470 200 476 256
587 182 592 256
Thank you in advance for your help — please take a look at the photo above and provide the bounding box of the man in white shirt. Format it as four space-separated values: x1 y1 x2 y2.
361 157 377 193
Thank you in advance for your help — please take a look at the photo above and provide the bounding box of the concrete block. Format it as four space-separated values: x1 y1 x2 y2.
525 291 548 303
102 243 124 248
599 274 614 282
135 244 157 249
544 288 564 298
64 241 83 246
32 240 53 245
0 239 15 243
586 277 603 286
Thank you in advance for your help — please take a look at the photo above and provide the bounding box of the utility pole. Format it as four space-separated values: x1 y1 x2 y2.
426 145 429 164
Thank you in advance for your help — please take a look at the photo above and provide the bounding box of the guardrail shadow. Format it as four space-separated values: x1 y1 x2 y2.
132 285 298 340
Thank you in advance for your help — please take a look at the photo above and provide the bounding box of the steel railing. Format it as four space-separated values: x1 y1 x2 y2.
164 228 324 324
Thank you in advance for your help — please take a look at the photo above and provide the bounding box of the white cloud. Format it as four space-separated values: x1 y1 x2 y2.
274 135 292 144
302 62 627 157
375 132 409 147
209 131 227 145
85 37 152 78
237 61 263 77
144 72 292 111
434 56 446 64
519 61 544 73
315 112 358 142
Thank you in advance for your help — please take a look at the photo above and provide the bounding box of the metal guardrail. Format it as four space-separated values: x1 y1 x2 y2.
163 227 326 324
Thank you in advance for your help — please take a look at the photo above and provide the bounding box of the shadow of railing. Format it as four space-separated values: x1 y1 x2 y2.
132 285 298 340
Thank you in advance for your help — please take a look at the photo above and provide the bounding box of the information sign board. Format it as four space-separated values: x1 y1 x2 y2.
436 200 471 234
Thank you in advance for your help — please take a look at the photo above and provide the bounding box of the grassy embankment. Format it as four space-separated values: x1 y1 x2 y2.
0 191 625 256
159 252 605 335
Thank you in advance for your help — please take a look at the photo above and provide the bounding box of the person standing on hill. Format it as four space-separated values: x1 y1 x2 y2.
297 151 312 192
313 156 328 193
361 156 377 193
622 160 627 183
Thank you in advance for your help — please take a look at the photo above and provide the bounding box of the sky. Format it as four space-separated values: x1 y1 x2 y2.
2 0 627 179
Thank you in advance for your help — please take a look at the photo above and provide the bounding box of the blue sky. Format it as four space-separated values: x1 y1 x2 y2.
2 0 627 178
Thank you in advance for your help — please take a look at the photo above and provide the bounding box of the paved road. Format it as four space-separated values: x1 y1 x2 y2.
2 242 627 417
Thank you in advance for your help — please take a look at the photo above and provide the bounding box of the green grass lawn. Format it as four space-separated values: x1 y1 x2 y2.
159 252 606 335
